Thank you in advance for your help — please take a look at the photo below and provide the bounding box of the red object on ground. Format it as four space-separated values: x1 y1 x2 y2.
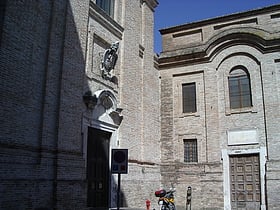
146 199 151 210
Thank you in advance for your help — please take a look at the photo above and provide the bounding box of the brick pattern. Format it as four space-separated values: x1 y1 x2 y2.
159 5 280 210
2 0 279 209
0 0 160 209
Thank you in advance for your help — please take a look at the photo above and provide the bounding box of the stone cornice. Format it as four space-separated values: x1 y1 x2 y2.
142 0 159 12
158 28 280 69
160 4 280 34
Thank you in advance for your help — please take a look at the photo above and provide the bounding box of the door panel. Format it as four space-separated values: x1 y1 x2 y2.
230 154 260 210
87 127 111 208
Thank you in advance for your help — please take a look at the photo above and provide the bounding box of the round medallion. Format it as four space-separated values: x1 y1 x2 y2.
102 95 113 109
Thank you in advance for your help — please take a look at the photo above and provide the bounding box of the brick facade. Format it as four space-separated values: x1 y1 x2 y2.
159 4 280 210
1 1 279 209
0 0 160 209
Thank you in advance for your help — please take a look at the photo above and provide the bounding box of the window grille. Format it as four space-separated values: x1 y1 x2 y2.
182 83 197 113
184 139 198 162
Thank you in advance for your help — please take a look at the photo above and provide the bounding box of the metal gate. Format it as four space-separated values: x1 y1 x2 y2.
230 154 261 210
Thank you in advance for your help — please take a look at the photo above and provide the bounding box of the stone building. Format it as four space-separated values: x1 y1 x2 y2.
158 4 280 210
0 0 160 209
1 0 280 209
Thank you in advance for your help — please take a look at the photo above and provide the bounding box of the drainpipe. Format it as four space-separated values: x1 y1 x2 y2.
51 0 68 209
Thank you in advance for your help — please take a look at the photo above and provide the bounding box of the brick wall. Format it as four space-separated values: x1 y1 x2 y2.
159 4 280 210
1 0 160 209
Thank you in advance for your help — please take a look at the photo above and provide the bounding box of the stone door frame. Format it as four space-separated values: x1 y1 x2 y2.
222 147 267 210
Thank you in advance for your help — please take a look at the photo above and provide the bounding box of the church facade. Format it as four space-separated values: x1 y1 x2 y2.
0 0 160 209
158 4 280 210
1 0 280 210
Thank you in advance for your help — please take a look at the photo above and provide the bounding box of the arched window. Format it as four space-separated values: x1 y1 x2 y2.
228 66 252 109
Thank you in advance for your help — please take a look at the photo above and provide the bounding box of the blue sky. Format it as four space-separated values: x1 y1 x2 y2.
154 0 280 53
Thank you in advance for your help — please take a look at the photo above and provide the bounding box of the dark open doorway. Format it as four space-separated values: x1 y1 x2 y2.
87 127 112 208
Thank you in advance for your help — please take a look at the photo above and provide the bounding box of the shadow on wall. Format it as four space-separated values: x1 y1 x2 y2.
0 0 126 209
0 0 7 45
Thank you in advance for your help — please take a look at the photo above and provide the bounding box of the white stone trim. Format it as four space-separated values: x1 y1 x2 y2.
227 129 259 145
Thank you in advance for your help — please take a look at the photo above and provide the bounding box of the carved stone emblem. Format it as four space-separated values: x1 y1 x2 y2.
101 41 119 83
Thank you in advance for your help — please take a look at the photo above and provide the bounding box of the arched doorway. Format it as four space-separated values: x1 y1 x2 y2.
82 89 123 208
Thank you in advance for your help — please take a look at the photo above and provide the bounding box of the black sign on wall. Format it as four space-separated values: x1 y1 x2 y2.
111 149 128 174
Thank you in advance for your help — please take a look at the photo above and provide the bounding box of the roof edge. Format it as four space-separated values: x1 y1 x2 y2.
160 4 280 35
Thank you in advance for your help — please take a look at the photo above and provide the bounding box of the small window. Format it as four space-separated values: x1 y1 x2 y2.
96 0 114 17
182 83 197 113
184 139 198 162
228 67 252 109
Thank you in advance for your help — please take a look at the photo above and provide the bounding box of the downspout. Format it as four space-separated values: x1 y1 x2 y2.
259 64 269 159
39 0 55 164
52 0 69 209
259 62 269 209
203 71 208 162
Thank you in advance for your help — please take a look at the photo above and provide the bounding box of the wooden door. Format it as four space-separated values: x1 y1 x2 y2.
230 154 261 210
87 127 111 208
